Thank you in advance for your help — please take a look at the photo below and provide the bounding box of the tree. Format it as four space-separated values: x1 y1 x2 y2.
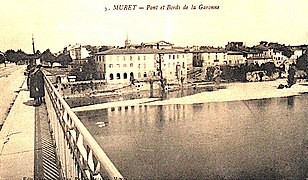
41 49 56 67
296 51 308 74
262 62 276 77
0 52 5 64
56 53 72 67
5 49 18 63
4 49 29 64
69 57 99 81
281 47 293 58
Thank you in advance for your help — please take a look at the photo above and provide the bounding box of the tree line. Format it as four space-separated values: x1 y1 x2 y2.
0 48 72 67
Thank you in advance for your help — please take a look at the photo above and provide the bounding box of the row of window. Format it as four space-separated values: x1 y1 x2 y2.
168 54 185 59
108 63 153 69
108 55 155 61
107 62 186 69
109 72 158 80
96 54 186 62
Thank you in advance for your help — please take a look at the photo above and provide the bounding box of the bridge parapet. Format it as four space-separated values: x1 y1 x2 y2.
43 72 123 180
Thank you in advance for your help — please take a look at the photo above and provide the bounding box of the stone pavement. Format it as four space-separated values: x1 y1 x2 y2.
0 80 60 179
0 80 35 179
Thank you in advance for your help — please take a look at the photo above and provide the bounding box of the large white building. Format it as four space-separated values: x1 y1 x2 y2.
94 48 187 84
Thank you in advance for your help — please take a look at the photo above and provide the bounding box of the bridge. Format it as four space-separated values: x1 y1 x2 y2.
0 69 123 179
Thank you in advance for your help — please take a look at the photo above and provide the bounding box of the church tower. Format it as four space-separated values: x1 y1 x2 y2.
125 33 131 47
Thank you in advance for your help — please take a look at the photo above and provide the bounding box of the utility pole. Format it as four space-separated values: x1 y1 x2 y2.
158 52 166 94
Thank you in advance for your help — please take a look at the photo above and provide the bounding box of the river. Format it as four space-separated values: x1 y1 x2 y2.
76 95 308 179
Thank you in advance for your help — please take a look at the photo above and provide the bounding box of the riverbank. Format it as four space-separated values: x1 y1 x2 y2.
145 79 308 105
72 78 308 111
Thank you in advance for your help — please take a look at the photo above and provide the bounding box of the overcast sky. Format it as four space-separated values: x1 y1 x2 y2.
0 0 308 53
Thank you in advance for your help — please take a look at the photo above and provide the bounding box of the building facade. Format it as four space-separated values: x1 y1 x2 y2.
94 49 187 84
67 44 91 65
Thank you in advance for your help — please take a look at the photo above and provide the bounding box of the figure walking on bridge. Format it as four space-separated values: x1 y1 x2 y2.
30 65 45 106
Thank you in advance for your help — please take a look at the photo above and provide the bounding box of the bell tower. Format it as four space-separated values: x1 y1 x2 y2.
125 32 131 47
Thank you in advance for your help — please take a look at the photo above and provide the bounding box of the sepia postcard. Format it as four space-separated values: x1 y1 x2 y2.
0 0 308 179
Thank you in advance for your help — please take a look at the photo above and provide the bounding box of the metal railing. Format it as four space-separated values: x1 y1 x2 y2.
43 72 124 180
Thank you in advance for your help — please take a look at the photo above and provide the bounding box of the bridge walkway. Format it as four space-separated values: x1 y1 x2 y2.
0 80 61 179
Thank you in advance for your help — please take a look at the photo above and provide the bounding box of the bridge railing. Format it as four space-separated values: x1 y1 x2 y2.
43 72 124 180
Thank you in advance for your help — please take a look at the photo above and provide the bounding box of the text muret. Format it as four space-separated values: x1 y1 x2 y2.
113 5 137 10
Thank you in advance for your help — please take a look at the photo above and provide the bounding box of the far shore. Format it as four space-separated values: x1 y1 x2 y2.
72 78 308 111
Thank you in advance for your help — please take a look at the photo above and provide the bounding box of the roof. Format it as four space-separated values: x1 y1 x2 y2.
227 51 244 55
192 48 227 53
142 40 174 46
95 48 185 55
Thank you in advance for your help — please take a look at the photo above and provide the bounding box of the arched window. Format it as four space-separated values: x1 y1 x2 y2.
116 73 121 79
110 73 114 80
138 72 141 78
123 73 128 79
130 72 134 80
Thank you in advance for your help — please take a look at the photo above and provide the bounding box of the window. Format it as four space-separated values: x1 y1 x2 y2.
138 56 140 60
110 73 114 80
123 64 127 67
116 73 120 79
130 72 134 79
173 55 175 59
177 55 179 59
169 55 172 59
130 56 133 61
138 64 141 69
130 63 133 67
144 56 146 60
138 72 141 78
117 64 120 68
123 56 126 61
182 62 185 68
109 64 113 68
144 63 146 69
143 72 147 78
123 73 128 79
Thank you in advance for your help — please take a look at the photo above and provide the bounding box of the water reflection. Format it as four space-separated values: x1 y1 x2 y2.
288 96 294 107
76 95 308 179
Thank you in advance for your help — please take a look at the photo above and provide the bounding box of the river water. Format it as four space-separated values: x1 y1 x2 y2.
76 95 308 179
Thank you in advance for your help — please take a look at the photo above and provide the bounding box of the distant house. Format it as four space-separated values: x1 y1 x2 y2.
200 48 227 67
226 51 246 65
246 50 272 65
66 44 91 65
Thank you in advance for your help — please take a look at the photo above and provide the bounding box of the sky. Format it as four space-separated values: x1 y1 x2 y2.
0 0 308 53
